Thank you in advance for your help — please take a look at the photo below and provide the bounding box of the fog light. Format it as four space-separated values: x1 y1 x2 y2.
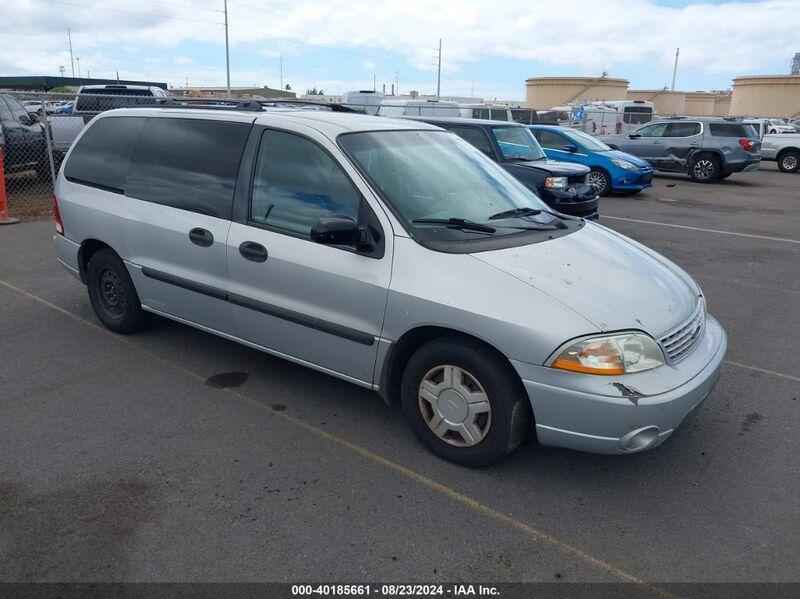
619 426 660 451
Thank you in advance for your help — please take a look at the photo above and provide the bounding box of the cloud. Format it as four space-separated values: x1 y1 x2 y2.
1 0 797 92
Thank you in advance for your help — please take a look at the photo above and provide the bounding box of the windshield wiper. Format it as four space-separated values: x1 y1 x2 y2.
412 218 496 234
488 207 542 220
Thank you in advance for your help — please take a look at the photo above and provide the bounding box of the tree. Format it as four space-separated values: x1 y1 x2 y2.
285 83 292 91
306 87 325 96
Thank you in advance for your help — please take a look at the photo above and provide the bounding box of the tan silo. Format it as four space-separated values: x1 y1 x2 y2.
712 93 732 117
525 76 629 109
684 92 717 116
626 89 686 115
731 75 800 117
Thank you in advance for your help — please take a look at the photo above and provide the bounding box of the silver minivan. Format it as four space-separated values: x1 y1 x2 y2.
53 106 726 466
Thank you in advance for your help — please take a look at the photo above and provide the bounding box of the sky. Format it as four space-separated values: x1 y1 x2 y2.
3 0 799 100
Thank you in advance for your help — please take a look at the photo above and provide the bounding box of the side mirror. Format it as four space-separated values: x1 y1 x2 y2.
311 216 360 246
563 144 579 153
627 133 641 139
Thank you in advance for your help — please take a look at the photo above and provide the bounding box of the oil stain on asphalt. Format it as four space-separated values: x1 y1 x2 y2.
204 371 249 389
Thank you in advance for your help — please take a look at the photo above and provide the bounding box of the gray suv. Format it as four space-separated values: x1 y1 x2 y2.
604 117 761 182
52 106 726 466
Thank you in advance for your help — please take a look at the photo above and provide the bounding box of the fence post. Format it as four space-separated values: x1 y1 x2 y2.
41 95 57 188
0 147 21 225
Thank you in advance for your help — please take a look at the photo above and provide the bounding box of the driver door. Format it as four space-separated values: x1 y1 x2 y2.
621 122 668 164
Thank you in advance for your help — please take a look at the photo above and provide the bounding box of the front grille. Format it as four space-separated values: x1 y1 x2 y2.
658 302 705 363
567 174 586 186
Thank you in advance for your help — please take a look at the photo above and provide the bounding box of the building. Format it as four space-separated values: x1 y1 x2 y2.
730 75 800 118
525 76 629 109
173 85 295 100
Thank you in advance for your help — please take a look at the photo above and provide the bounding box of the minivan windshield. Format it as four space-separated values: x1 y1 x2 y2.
492 126 546 161
339 130 556 237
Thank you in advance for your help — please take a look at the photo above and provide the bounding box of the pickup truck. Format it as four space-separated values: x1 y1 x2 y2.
761 134 800 172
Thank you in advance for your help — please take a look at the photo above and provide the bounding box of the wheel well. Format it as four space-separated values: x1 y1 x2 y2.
690 150 724 169
776 147 800 161
380 326 522 405
77 239 114 284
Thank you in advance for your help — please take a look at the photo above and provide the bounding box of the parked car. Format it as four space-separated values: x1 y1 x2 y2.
764 118 795 135
405 116 599 219
602 117 761 182
529 124 653 196
73 84 169 114
376 99 461 118
760 133 800 172
53 107 726 466
0 93 50 180
458 104 513 121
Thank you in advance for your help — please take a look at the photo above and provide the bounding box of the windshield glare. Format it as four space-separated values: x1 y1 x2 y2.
492 127 546 161
562 128 611 152
339 130 551 233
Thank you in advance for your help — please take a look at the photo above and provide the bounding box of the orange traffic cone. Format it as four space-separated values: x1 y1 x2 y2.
0 147 21 225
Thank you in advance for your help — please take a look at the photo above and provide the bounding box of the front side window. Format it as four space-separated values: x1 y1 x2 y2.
125 118 250 219
665 122 701 137
64 116 145 192
339 130 551 233
251 130 361 235
492 126 546 160
636 123 668 137
448 126 493 157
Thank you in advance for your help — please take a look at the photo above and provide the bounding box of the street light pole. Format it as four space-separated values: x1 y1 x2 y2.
671 47 680 91
76 57 81 79
224 0 231 98
67 29 75 77
436 38 442 99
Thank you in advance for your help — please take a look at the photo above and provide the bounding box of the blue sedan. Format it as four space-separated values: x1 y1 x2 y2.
529 125 653 196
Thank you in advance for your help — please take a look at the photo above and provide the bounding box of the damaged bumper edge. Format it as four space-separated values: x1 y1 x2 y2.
511 315 727 454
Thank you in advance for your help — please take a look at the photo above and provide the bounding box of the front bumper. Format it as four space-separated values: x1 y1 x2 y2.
511 315 727 454
612 168 653 191
544 183 599 219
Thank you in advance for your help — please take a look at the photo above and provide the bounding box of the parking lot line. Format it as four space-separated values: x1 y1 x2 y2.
724 360 800 383
0 277 674 597
602 216 800 245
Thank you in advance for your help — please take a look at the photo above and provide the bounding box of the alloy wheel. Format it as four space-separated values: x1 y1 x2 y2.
418 365 491 447
586 170 608 195
781 155 798 171
692 159 716 181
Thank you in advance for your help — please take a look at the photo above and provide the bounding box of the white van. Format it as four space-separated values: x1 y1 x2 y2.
458 104 513 121
341 90 385 115
568 100 655 136
376 99 460 118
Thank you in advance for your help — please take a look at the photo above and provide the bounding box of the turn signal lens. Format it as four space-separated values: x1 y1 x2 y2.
550 332 665 375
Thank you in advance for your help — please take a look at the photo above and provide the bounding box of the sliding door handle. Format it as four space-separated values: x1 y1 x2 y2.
239 241 268 262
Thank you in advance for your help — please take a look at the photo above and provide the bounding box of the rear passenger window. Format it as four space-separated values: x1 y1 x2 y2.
125 118 249 219
665 122 701 137
709 123 749 137
250 130 361 236
64 116 144 192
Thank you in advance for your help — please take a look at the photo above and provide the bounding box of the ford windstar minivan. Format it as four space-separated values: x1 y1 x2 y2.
53 106 727 466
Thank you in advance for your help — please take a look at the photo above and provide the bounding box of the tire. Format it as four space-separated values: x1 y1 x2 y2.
777 150 800 173
586 168 611 196
86 249 148 334
689 154 720 183
400 336 531 467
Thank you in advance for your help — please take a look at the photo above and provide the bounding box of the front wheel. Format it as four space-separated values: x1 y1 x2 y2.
777 150 800 173
87 249 148 334
586 168 610 196
690 155 720 183
400 337 531 467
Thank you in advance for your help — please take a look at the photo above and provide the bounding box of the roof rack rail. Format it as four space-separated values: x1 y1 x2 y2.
149 98 264 111
256 99 365 113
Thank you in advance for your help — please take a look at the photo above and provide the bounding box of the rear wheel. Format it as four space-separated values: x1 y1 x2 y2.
86 249 148 334
689 155 720 183
586 168 610 196
777 150 800 173
400 336 531 467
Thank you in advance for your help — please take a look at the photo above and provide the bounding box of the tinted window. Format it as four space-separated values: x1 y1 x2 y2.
250 130 360 235
709 123 749 137
0 97 14 122
64 116 145 192
535 130 568 150
125 118 249 219
490 109 508 121
665 122 701 137
636 123 668 137
511 109 537 125
4 96 30 124
623 106 653 124
448 126 493 156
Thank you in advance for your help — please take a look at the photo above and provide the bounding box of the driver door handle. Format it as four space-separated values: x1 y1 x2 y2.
239 241 268 262
188 227 214 247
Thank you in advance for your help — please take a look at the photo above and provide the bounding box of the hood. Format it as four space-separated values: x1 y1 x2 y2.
601 149 651 168
471 223 701 336
507 158 590 176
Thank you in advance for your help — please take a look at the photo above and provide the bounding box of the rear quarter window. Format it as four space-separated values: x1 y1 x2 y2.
64 116 145 192
709 123 750 137
125 117 250 219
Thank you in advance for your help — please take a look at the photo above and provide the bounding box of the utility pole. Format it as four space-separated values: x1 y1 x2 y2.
224 0 231 98
373 73 376 92
58 65 65 77
436 38 442 99
279 55 283 89
395 69 399 96
116 70 120 83
671 47 680 91
76 57 81 78
470 78 474 98
87 70 90 79
67 29 75 77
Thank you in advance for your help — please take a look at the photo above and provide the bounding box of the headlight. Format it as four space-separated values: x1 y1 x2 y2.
549 332 665 375
611 158 638 171
545 176 568 189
